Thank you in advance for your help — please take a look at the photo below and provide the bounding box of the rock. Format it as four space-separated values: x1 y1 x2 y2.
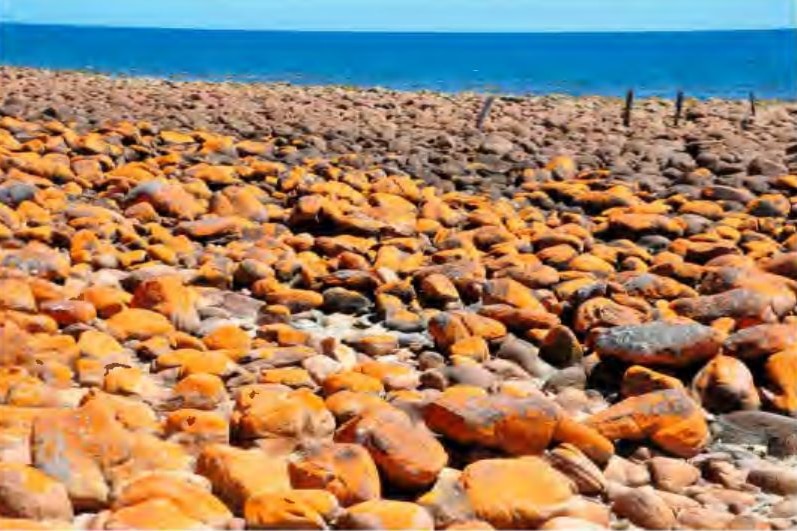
587 389 710 457
677 507 735 530
323 287 373 314
244 489 338 530
763 349 797 415
595 322 722 367
747 466 797 496
112 473 232 527
611 486 675 530
416 468 475 528
539 326 583 369
748 156 787 176
460 457 574 529
723 324 797 360
691 354 760 413
336 407 447 490
0 463 73 521
647 456 700 493
770 497 797 519
288 442 381 507
235 387 335 441
423 390 613 463
480 134 515 156
105 308 175 341
546 444 607 495
196 444 291 512
621 365 684 397
340 500 434 530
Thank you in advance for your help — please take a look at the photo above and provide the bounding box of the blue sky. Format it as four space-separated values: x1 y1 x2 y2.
4 0 796 32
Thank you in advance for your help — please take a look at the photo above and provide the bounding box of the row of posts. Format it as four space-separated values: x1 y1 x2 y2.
476 90 758 130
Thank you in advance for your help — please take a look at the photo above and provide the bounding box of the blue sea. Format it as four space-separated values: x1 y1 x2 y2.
1 23 795 99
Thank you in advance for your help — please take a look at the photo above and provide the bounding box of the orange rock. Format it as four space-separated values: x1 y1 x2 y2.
621 365 684 397
164 409 229 448
348 334 399 357
0 463 73 521
0 278 37 312
244 489 339 529
483 278 546 311
197 443 291 512
723 323 797 360
39 299 97 326
424 390 612 463
105 498 205 529
202 324 251 351
106 308 175 341
449 336 490 362
763 349 797 415
325 391 389 422
31 400 131 509
79 286 131 318
113 473 232 527
341 500 434 530
260 367 316 388
691 355 760 413
257 323 309 346
77 330 126 360
236 387 335 441
289 442 381 507
420 273 461 305
171 373 228 410
574 297 645 333
460 457 574 529
130 275 200 332
336 407 447 490
587 389 710 458
323 371 384 395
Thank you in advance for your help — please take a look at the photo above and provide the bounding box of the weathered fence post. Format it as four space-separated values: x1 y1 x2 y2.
674 90 685 126
476 95 496 130
623 89 634 127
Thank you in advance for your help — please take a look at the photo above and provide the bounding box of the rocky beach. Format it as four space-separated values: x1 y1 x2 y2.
1 66 797 529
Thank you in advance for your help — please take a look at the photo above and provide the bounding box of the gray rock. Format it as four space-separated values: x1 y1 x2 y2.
595 321 722 367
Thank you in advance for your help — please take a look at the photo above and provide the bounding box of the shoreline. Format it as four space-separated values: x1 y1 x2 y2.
2 64 793 104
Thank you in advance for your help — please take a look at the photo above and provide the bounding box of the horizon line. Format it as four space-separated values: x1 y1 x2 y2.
3 20 796 34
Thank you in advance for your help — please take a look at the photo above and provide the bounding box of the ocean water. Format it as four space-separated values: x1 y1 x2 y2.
1 23 795 100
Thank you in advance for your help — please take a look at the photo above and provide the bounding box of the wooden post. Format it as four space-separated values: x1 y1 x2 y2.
749 91 757 118
623 89 634 127
476 95 496 130
674 90 685 126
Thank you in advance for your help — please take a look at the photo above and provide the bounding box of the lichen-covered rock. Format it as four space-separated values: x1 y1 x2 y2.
587 389 710 457
723 323 797 360
691 355 760 413
244 489 338 530
112 473 232 527
340 500 434 530
288 442 381 507
762 349 797 415
0 464 73 521
595 321 722 367
460 457 574 529
423 390 613 463
196 444 291 512
336 407 447 490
